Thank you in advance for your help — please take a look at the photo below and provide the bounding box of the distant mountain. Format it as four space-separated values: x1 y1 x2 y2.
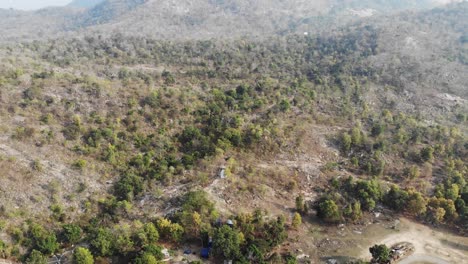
80 0 466 39
0 0 465 42
68 0 106 8
79 0 147 26
0 7 79 42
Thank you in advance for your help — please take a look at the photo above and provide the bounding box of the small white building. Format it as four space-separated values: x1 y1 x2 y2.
218 167 226 179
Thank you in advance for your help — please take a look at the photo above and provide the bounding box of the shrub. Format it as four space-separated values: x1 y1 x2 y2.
30 224 59 255
295 194 307 214
13 126 35 140
213 225 242 260
181 190 215 217
114 173 144 201
279 99 291 112
420 146 434 162
384 185 408 211
72 159 87 171
264 216 287 247
156 218 184 242
371 123 385 137
406 190 427 216
73 247 94 264
143 223 159 244
26 250 47 264
23 86 42 100
317 199 340 222
135 253 158 264
50 204 65 221
31 160 44 172
341 133 352 152
291 213 302 229
405 165 420 179
369 244 390 263
90 228 114 256
0 240 6 258
62 224 82 244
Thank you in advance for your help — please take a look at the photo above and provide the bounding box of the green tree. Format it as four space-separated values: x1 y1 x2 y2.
384 185 408 211
135 253 159 264
369 244 390 264
114 173 143 201
26 250 47 264
350 126 363 146
291 213 302 229
406 165 420 179
427 207 445 224
455 198 466 214
73 247 94 264
355 180 382 211
407 190 427 216
30 224 59 255
284 253 298 264
90 228 114 256
213 225 242 260
295 194 307 214
265 216 287 247
420 146 434 162
351 201 363 221
141 244 164 260
439 199 458 221
318 199 340 222
114 225 134 255
143 222 159 244
0 240 5 259
140 244 164 261
103 144 117 164
182 211 203 240
371 123 385 137
156 218 184 242
62 224 82 244
279 99 291 112
182 190 215 216
341 133 352 152
445 184 460 201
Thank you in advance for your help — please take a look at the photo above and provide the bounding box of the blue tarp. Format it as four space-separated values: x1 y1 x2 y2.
201 248 210 258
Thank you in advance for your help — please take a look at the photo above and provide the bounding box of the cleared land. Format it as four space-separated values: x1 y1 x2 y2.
358 218 468 264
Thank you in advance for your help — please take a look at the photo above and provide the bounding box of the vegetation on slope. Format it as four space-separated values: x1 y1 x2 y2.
0 5 466 263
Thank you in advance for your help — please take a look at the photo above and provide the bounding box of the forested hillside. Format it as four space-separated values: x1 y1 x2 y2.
0 0 463 42
0 1 466 264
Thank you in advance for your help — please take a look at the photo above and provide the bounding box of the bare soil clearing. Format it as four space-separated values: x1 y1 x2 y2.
357 218 468 264
399 254 450 264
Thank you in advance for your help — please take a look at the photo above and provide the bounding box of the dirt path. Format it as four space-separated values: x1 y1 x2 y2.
359 218 468 264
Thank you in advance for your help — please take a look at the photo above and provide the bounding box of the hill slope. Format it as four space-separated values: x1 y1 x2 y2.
0 1 466 264
68 0 106 8
0 0 462 42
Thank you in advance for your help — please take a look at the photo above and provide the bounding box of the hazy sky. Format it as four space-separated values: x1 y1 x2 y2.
0 0 72 10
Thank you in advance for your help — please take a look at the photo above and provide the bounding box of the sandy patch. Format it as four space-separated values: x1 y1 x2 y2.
359 218 468 264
